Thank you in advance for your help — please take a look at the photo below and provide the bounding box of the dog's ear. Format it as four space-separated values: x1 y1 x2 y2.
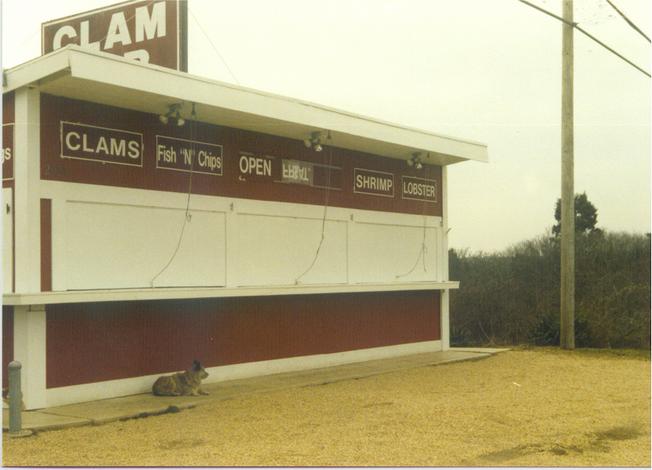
192 359 201 371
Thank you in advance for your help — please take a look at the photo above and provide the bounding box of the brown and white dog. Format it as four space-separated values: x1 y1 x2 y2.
152 360 210 396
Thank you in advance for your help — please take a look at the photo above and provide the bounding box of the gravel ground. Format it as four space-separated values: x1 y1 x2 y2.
3 347 650 467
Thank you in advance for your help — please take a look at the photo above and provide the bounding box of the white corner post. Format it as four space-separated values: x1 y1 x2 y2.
13 305 47 409
13 87 47 409
13 86 41 293
440 166 450 350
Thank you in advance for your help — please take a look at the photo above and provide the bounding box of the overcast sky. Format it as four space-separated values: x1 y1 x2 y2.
2 0 650 252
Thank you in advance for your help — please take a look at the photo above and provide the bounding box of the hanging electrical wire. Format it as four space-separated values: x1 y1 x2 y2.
395 195 430 279
295 131 333 284
150 103 197 287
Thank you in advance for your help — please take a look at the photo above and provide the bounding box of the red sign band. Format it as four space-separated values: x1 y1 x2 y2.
156 135 223 176
2 123 14 181
353 168 394 198
60 121 143 167
401 176 437 203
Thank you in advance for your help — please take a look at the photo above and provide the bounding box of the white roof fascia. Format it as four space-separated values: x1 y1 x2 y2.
3 46 488 164
2 47 71 91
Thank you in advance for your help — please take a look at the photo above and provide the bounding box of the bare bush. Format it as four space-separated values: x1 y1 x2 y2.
449 231 650 348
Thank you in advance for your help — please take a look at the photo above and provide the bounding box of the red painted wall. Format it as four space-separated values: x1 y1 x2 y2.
40 94 442 217
2 92 14 123
3 92 15 292
46 291 440 388
2 91 16 188
3 92 14 189
40 199 52 291
2 306 14 390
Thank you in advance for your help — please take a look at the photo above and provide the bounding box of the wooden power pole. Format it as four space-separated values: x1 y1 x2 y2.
560 0 575 349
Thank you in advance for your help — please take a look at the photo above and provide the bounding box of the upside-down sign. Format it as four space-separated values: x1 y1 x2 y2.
41 0 188 71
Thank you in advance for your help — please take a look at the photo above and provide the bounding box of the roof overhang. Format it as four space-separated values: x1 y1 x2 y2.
3 46 488 166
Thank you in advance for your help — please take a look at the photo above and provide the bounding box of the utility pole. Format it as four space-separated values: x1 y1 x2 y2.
560 0 575 349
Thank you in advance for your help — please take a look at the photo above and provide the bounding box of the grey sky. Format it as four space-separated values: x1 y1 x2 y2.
2 0 650 252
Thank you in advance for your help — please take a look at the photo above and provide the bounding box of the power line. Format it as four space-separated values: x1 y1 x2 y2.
518 0 650 78
188 6 241 85
605 0 651 44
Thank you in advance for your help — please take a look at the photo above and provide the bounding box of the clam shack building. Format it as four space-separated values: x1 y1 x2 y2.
2 44 487 410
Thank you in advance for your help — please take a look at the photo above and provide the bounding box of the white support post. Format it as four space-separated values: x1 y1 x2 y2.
440 167 450 280
13 305 47 410
440 290 450 350
13 87 41 293
440 166 450 350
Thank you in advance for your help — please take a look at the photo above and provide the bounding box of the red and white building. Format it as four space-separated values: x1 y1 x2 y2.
2 4 487 410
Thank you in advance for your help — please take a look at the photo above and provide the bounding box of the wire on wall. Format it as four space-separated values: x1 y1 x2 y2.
295 131 333 284
150 103 197 287
395 197 430 279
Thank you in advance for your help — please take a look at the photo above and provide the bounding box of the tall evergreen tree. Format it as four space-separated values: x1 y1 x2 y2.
552 192 599 237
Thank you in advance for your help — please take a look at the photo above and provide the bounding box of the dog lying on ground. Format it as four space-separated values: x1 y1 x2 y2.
152 360 210 396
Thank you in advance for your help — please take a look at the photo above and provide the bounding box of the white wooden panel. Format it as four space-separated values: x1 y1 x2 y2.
237 214 347 286
41 180 232 213
64 202 226 289
349 222 440 283
352 209 441 227
2 188 13 293
13 305 47 409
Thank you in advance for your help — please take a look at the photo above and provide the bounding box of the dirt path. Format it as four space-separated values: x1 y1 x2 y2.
3 348 650 467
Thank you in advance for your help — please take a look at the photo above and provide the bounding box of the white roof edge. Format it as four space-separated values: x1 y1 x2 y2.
3 46 489 164
3 46 72 91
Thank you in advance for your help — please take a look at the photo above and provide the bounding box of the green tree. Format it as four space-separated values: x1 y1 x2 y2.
552 192 599 237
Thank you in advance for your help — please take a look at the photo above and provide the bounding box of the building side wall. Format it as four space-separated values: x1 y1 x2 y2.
46 291 441 389
2 306 14 389
37 93 448 292
2 91 15 188
3 93 15 294
3 89 452 408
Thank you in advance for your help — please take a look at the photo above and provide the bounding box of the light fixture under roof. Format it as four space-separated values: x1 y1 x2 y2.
159 103 185 127
408 152 424 170
304 131 324 152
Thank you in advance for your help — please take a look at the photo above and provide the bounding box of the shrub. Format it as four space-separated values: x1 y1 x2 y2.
449 231 650 349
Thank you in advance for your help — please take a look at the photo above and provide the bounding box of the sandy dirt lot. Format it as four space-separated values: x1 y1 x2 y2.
3 348 650 467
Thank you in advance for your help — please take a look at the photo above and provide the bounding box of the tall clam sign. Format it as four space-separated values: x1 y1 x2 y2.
41 0 188 71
